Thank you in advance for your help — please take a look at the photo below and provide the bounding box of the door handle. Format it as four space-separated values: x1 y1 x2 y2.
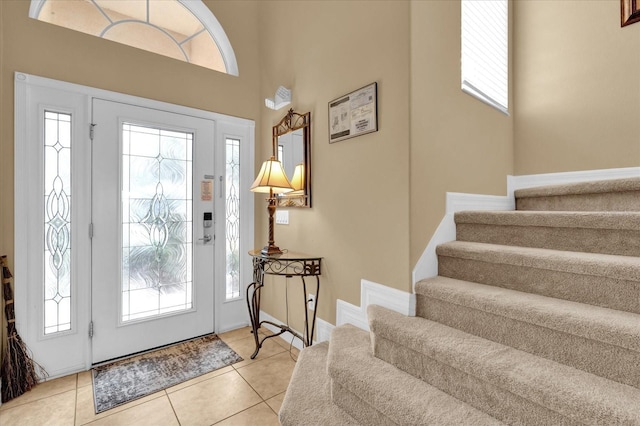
199 234 212 243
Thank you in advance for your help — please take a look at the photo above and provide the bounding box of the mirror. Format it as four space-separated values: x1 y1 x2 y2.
273 109 311 207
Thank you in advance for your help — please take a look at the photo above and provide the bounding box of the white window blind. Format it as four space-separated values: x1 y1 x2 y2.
461 0 508 114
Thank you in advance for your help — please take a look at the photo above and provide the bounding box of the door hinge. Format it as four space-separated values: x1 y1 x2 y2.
89 321 94 338
89 223 94 239
89 123 96 141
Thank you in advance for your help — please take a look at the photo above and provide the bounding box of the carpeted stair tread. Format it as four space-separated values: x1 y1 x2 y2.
279 342 360 426
327 324 504 426
436 241 640 314
415 276 640 353
455 210 640 230
455 210 640 256
437 241 640 282
514 177 640 212
515 177 640 198
368 305 640 424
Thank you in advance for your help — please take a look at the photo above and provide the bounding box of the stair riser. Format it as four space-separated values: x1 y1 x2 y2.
516 191 640 212
330 381 397 426
417 295 640 389
437 255 640 314
372 335 578 426
456 224 640 257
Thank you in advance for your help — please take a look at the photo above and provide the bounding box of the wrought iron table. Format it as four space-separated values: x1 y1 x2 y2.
247 250 322 359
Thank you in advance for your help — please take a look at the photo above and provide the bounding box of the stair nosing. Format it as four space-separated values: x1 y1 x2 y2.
328 324 505 425
415 276 640 352
368 305 640 421
454 210 640 230
435 241 640 282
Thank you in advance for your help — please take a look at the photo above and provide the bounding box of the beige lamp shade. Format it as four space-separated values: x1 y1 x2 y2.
290 163 305 191
250 156 294 193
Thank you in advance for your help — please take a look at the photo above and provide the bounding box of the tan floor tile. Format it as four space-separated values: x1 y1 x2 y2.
215 402 280 426
0 389 75 426
218 326 254 343
0 373 77 411
169 371 262 426
87 394 178 426
75 385 165 425
165 365 234 393
226 335 285 369
265 391 286 415
235 352 296 400
77 370 93 388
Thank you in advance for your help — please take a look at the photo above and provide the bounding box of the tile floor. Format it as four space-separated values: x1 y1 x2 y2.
0 327 299 425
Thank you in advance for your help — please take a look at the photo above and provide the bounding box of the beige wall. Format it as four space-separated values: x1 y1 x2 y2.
256 0 412 331
513 0 640 175
409 0 514 268
0 0 261 275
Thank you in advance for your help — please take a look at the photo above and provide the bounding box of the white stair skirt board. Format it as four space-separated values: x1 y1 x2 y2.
336 279 416 332
413 193 514 287
259 311 334 350
412 166 640 287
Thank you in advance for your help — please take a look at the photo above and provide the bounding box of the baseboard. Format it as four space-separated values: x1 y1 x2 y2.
412 192 513 286
335 279 415 331
259 310 334 349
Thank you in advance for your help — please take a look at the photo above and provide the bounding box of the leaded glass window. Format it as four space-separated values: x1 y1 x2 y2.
225 138 241 300
44 111 72 335
121 123 193 321
31 0 238 75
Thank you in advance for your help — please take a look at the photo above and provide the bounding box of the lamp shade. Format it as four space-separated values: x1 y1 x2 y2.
290 163 305 191
250 156 294 194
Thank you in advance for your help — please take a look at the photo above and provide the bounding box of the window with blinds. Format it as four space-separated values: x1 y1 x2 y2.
461 0 509 115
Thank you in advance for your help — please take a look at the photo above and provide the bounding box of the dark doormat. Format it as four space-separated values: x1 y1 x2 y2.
92 334 243 413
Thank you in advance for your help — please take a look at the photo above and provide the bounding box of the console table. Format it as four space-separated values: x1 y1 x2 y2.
246 250 322 359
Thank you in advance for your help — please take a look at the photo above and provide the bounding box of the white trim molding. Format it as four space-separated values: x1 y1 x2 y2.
412 192 513 287
336 279 415 331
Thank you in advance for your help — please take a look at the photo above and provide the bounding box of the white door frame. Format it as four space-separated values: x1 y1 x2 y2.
14 72 254 377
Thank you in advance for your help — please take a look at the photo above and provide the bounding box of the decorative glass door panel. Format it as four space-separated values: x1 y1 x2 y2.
91 99 215 364
44 111 72 335
121 124 193 322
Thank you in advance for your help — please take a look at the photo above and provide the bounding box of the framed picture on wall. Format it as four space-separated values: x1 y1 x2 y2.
621 0 640 26
328 82 378 143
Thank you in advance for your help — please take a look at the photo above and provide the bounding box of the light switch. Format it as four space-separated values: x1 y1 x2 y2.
275 210 289 225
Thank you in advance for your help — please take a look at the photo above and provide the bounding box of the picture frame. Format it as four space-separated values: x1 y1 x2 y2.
328 82 378 143
621 0 640 27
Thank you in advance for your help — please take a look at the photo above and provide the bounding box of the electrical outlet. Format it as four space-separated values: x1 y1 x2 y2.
307 293 315 311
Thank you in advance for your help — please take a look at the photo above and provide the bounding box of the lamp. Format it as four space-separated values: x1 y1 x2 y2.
290 163 305 192
250 156 293 255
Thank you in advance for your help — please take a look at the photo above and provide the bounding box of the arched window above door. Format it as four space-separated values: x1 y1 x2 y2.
29 0 239 76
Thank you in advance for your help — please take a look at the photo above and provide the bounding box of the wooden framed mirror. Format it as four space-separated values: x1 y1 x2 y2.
273 109 311 207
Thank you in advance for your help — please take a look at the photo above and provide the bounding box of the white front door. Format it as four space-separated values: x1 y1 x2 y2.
91 99 216 363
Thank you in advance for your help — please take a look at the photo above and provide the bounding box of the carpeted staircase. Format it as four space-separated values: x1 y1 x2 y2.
279 177 640 425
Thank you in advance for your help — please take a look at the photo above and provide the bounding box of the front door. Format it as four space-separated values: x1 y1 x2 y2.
91 99 216 363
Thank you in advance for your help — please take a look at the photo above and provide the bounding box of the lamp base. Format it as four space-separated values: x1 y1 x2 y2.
261 244 283 256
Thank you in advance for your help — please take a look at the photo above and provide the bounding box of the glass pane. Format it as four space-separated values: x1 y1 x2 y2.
122 123 193 322
225 138 241 300
43 111 72 335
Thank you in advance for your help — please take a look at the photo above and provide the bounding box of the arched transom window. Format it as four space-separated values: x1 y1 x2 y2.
29 0 239 76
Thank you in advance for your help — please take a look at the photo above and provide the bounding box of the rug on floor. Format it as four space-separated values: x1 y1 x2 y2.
92 334 243 413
